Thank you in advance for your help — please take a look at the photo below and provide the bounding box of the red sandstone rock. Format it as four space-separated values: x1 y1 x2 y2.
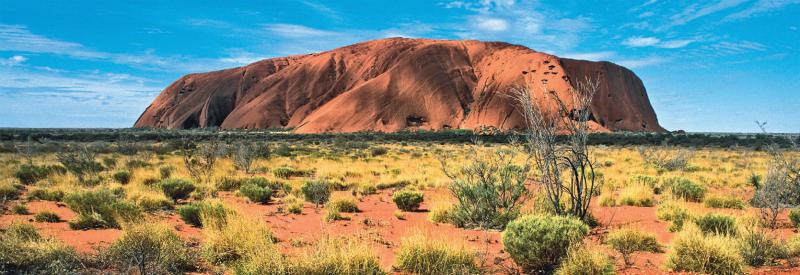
134 38 664 133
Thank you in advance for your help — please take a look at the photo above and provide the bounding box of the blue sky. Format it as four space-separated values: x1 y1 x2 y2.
0 0 798 132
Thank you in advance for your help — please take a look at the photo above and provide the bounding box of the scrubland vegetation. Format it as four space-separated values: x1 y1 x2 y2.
0 124 798 274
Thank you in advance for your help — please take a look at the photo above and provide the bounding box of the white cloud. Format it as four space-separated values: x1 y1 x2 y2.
560 51 616 61
614 56 667 68
623 36 661 47
0 55 27 66
622 36 694 48
264 23 341 38
639 11 655 18
299 1 343 21
0 24 107 59
473 17 510 32
659 39 693 48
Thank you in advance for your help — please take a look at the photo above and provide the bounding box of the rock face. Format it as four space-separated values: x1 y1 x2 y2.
134 38 664 133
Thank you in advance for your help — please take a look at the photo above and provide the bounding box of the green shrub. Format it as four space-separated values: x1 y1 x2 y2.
159 165 175 179
177 201 227 228
665 177 706 202
392 190 424 211
11 204 29 215
370 147 388 156
0 181 23 201
283 195 304 214
0 223 80 274
704 196 745 209
159 178 196 201
104 223 196 274
736 223 787 266
112 170 132 184
446 159 527 229
34 212 61 223
130 193 173 212
656 201 691 232
14 164 51 184
239 183 273 204
327 197 359 213
695 213 737 236
27 188 65 202
667 224 744 274
63 189 142 229
502 215 589 272
323 209 350 222
356 183 377 196
215 177 243 192
273 167 313 179
605 228 661 265
102 156 117 169
789 208 800 228
554 246 615 275
301 180 332 207
395 232 478 274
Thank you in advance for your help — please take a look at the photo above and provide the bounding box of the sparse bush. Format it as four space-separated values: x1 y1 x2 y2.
790 208 800 228
11 204 29 215
103 223 196 274
605 228 661 265
14 164 51 184
63 189 142 229
34 211 61 223
327 196 359 213
704 196 745 209
215 176 242 191
616 184 656 207
666 224 744 274
301 180 332 208
638 146 693 171
239 182 272 204
27 188 65 202
0 223 80 274
56 145 102 183
112 169 131 184
370 147 388 156
177 201 227 228
665 177 706 202
273 166 314 179
158 165 174 179
439 147 528 229
695 213 737 236
656 201 691 232
502 215 589 272
0 181 23 202
130 193 173 212
283 195 304 214
428 204 453 224
395 232 478 274
323 209 350 223
182 139 223 183
159 178 196 201
554 245 615 275
356 183 377 196
736 222 786 266
232 141 261 174
392 190 424 211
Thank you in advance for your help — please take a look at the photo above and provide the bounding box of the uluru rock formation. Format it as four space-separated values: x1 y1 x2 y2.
134 38 664 133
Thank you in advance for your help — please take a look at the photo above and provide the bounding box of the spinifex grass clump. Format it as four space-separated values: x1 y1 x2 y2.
63 189 142 229
103 223 196 274
159 178 196 201
667 224 744 274
605 228 662 265
395 231 478 274
0 223 80 274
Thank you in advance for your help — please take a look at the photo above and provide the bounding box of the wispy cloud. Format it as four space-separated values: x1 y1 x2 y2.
0 24 107 59
667 0 749 28
560 51 616 61
724 0 800 20
615 56 668 68
299 0 343 21
263 23 342 38
622 36 694 48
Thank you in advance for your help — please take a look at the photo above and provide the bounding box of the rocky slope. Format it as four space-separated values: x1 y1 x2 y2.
134 38 664 133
